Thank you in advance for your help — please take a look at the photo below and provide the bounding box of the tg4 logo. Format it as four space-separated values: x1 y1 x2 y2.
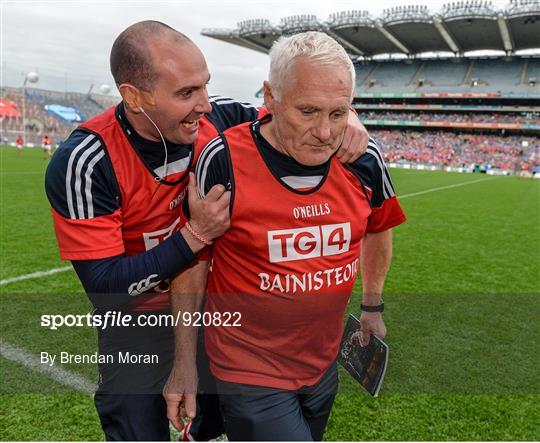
267 222 351 263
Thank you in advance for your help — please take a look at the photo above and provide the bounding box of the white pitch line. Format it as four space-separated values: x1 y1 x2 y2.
399 177 497 199
0 266 72 286
0 340 95 394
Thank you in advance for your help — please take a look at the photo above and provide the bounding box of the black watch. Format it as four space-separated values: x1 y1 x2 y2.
360 301 384 312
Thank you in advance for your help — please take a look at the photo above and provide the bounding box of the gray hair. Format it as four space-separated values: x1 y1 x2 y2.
268 31 355 100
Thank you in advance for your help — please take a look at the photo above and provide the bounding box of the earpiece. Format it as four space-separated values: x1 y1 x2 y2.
138 106 168 182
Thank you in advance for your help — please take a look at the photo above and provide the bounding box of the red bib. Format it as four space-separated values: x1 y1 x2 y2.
81 107 218 311
205 120 372 389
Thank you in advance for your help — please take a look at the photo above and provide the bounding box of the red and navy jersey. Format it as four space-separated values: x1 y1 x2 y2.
45 96 261 311
195 115 405 232
196 116 406 389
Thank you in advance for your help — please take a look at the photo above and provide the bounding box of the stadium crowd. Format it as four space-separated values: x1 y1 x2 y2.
371 129 539 171
2 86 538 173
359 111 540 125
1 88 73 144
0 87 118 145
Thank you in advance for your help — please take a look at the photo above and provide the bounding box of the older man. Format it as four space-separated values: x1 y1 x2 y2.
45 22 370 441
167 31 406 441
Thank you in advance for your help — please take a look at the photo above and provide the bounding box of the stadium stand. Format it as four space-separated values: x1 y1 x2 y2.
468 59 523 90
354 64 375 87
359 111 540 124
0 87 119 146
362 61 421 90
372 130 538 171
352 58 537 93
2 1 538 174
527 58 540 81
201 0 540 175
415 60 469 87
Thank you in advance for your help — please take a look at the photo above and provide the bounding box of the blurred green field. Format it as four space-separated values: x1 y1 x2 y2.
1 146 539 441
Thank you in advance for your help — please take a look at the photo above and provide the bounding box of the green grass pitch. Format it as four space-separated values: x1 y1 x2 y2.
1 146 539 440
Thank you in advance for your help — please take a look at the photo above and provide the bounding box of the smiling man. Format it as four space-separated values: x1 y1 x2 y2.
166 32 406 441
45 21 236 441
45 21 371 442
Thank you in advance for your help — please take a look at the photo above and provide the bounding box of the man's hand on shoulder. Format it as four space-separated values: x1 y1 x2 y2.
163 362 198 432
336 109 369 164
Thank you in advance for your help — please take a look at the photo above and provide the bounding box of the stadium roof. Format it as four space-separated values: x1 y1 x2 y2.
201 0 540 57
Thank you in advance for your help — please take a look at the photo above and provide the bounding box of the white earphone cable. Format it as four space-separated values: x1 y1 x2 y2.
139 106 168 182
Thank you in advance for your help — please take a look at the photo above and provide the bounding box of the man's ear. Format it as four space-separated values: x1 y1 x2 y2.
263 81 276 112
119 84 154 114
119 83 142 113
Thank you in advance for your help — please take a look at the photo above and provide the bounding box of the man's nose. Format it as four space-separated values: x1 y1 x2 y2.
195 87 212 114
311 118 332 142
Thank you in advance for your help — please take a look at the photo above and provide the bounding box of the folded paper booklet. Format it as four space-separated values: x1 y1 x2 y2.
337 314 389 397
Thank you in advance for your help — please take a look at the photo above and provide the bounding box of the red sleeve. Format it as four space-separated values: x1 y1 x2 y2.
51 207 125 260
366 196 407 233
257 107 269 119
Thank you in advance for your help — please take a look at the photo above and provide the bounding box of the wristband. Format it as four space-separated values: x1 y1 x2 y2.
360 302 384 312
185 221 213 246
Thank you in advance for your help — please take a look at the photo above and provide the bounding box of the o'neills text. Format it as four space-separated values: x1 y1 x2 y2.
293 203 331 219
258 258 359 294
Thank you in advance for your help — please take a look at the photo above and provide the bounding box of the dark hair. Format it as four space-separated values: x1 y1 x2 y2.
110 21 190 91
